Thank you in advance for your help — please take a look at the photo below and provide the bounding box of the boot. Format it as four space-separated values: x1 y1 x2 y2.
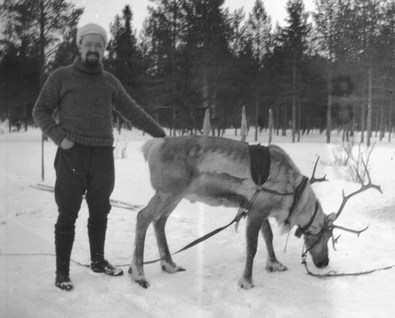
91 257 124 276
88 217 107 261
54 223 75 289
88 217 123 276
55 271 73 291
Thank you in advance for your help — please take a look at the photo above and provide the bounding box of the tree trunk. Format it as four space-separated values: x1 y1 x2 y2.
282 103 287 136
275 105 279 136
241 106 247 142
212 87 219 136
360 75 366 144
379 88 384 140
297 99 301 142
202 67 209 122
39 0 46 182
367 64 372 147
292 54 296 143
203 109 211 136
268 108 274 144
254 73 260 141
389 90 393 143
170 5 178 137
351 104 356 137
326 60 332 144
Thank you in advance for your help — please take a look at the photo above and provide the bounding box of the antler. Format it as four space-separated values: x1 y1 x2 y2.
330 158 382 248
334 159 382 220
332 224 369 236
331 233 341 251
309 157 328 184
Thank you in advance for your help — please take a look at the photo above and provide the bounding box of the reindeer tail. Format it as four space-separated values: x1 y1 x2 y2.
142 138 165 162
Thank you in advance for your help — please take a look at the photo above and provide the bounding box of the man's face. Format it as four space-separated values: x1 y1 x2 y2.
80 34 105 67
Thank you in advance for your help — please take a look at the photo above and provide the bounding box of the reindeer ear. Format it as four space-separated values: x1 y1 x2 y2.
326 213 337 224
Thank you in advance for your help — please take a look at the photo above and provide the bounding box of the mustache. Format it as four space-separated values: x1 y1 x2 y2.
86 52 100 58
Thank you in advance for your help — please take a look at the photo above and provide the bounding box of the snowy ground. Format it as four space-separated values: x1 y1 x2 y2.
1 127 395 318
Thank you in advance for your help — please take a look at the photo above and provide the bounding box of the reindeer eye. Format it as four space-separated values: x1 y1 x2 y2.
326 221 334 231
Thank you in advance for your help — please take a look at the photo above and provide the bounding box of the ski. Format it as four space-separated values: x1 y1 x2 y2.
31 183 142 211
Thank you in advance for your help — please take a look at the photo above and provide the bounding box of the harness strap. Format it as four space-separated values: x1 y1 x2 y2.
295 201 320 238
285 176 309 226
248 144 271 186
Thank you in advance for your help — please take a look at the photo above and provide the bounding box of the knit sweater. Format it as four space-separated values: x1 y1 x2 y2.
33 58 165 146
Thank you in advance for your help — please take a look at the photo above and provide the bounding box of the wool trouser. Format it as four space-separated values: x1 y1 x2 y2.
54 144 115 274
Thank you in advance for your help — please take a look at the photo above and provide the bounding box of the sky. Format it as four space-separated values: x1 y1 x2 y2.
72 0 316 36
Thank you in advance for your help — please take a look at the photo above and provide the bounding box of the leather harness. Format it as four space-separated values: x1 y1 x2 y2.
248 144 271 187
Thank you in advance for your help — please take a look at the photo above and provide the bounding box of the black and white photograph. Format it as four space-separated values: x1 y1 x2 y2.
1 0 394 317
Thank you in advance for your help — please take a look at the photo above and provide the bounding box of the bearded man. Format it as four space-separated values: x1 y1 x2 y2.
33 23 166 291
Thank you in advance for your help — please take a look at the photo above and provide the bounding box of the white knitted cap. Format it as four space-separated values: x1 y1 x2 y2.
76 23 108 46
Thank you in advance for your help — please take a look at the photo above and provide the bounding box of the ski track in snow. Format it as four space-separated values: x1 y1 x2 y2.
1 128 395 318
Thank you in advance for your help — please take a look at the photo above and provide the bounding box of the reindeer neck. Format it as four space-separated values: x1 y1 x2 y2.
295 201 320 238
283 175 309 226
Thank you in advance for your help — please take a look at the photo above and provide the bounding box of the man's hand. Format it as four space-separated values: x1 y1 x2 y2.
60 137 75 150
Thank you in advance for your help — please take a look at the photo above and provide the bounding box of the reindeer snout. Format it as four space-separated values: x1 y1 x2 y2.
315 258 329 268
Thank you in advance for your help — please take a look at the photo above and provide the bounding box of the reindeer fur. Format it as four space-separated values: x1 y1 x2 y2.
131 136 329 289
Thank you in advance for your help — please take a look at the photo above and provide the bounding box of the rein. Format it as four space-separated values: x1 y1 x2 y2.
296 213 395 278
301 245 395 278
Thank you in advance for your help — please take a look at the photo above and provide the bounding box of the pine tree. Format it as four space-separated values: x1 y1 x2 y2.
245 0 272 141
0 0 82 126
278 0 311 142
314 0 337 143
107 5 142 132
107 5 139 87
141 0 185 134
181 0 232 135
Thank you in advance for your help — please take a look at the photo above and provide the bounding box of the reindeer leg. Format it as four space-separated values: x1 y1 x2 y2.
153 199 186 274
238 210 265 290
131 192 176 288
260 219 287 272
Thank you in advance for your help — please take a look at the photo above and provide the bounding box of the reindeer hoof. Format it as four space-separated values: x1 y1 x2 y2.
266 260 288 272
238 277 254 290
135 279 150 289
161 261 186 274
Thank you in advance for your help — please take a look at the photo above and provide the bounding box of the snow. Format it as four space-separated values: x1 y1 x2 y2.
1 127 395 318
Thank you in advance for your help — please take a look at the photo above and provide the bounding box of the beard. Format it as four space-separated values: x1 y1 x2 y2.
84 52 100 67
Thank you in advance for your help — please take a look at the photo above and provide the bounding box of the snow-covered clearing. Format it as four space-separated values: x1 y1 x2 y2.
1 127 394 318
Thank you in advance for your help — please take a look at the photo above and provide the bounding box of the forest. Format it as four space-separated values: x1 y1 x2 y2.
0 0 394 144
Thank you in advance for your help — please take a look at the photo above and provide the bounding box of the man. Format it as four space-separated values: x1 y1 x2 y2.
33 23 166 291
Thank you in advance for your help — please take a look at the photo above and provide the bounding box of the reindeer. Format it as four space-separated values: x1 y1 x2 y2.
130 135 380 289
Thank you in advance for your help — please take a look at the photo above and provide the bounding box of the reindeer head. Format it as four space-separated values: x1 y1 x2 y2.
300 209 335 268
296 157 381 269
291 197 332 268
